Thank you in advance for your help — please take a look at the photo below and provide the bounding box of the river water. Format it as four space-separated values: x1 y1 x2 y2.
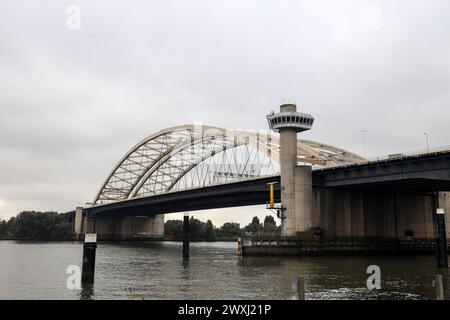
0 240 448 300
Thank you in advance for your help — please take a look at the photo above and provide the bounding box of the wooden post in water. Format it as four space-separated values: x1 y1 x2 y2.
81 233 97 284
183 212 189 259
237 237 242 256
436 208 448 268
297 276 306 300
435 275 445 300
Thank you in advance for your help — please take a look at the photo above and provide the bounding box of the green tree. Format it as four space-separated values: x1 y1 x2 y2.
189 216 205 240
244 216 262 234
263 215 277 232
0 220 7 238
8 211 73 240
204 220 217 241
164 219 184 240
165 217 209 241
6 217 16 238
264 215 276 225
217 222 241 237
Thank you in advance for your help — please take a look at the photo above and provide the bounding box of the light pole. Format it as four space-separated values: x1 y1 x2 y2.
361 130 367 158
423 132 429 153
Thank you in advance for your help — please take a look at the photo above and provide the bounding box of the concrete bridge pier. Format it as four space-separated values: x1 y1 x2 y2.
438 192 450 236
294 166 313 237
74 209 165 240
74 207 84 239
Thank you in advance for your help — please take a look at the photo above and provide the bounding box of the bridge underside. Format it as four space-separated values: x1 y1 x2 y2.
77 187 450 242
76 188 450 242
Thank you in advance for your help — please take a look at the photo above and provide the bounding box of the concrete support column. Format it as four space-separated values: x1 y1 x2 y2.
294 166 313 235
351 192 365 238
113 214 164 239
84 217 96 234
438 192 450 238
74 214 165 240
280 128 297 236
311 189 321 228
151 214 165 236
74 207 83 236
343 191 352 237
319 188 335 238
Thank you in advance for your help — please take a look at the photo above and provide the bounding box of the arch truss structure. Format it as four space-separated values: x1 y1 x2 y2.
93 125 364 205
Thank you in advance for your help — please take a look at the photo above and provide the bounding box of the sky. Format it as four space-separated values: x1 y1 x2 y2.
1 0 450 227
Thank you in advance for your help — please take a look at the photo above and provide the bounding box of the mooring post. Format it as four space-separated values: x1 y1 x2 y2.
297 276 306 300
435 274 445 300
436 208 448 268
183 212 189 259
237 237 242 256
81 233 97 284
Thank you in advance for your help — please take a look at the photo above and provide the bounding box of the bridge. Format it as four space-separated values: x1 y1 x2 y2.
72 122 364 236
70 104 450 255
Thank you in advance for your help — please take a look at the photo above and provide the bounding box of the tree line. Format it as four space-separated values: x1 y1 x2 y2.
0 211 74 240
0 211 279 241
164 215 279 241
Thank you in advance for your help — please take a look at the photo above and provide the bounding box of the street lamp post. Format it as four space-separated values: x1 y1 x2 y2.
361 130 367 158
423 132 429 153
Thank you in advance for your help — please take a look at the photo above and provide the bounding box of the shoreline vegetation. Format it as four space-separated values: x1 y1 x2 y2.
0 211 279 242
0 211 73 241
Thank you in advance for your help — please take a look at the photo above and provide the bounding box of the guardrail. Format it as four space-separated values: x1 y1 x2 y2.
365 145 450 163
316 145 450 172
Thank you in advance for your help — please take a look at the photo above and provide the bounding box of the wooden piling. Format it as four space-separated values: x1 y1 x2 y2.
436 208 448 268
81 233 97 284
183 212 189 259
435 275 445 300
298 276 306 300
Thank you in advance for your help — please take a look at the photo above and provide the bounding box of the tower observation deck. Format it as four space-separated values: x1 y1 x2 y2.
266 106 314 133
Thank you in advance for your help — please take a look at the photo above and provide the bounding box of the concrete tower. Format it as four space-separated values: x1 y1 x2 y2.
267 104 314 236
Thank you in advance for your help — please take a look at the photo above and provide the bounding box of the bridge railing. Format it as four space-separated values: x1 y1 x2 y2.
363 145 450 164
242 231 282 238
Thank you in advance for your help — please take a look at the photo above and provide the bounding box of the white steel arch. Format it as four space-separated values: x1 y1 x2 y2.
93 125 364 205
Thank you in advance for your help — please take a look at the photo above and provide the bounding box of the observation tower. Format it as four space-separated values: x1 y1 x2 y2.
267 104 315 236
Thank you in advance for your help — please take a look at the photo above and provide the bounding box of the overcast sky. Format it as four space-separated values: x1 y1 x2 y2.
1 0 449 226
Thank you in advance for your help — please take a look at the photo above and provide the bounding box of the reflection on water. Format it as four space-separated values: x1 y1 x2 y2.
0 240 448 300
80 283 94 300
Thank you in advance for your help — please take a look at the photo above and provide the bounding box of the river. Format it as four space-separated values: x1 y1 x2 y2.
0 240 448 300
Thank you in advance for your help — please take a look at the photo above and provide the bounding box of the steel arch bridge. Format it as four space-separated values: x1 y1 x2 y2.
93 125 364 205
